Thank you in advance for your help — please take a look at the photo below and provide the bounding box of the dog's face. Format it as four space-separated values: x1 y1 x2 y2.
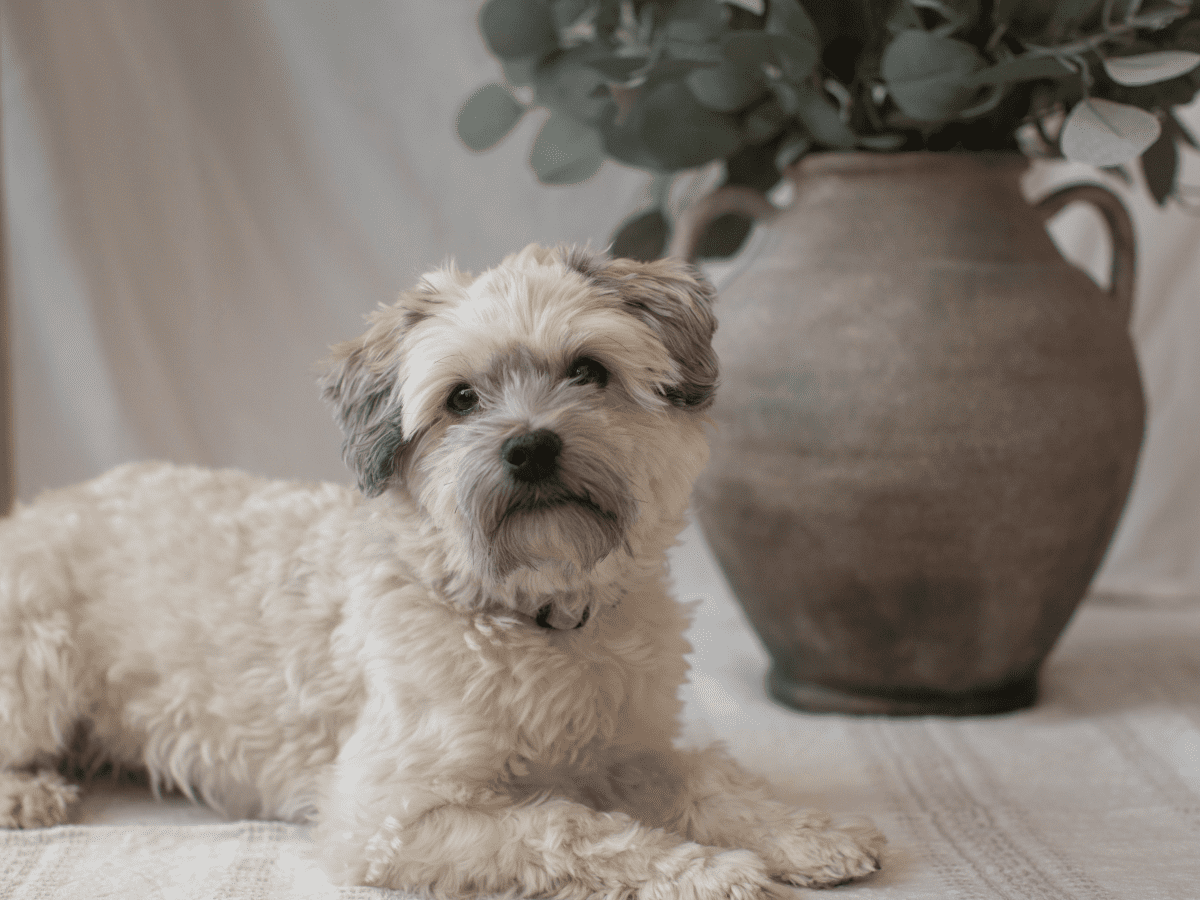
321 245 717 625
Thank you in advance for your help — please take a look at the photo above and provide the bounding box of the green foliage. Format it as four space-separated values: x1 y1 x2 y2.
638 80 743 168
479 0 559 59
531 113 607 183
1141 126 1179 203
457 84 527 151
458 0 1200 258
881 30 986 119
610 207 672 259
1061 97 1162 166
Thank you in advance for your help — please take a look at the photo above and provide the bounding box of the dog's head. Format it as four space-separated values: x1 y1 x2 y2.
320 245 717 626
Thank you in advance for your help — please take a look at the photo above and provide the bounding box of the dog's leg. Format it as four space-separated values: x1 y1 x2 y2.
0 524 83 828
319 721 782 899
335 794 785 900
607 746 885 889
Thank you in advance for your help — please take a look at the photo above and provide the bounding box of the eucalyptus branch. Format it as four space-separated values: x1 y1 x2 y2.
985 23 1008 55
1024 33 1111 60
1102 0 1121 33
1071 54 1093 93
458 0 1200 252
1026 0 1190 62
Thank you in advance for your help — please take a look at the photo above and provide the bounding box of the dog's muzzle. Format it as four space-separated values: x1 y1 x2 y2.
535 603 590 630
472 422 633 583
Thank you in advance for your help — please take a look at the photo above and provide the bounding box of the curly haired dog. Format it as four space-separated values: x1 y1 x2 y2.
0 245 883 897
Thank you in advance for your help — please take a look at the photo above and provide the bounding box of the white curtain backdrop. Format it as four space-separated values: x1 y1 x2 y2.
3 1 1198 603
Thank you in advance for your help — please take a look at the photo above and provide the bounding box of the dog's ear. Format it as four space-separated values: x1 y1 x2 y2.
319 318 410 498
564 248 719 410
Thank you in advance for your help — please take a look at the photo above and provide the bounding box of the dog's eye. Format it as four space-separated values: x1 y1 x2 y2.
446 384 479 414
567 357 608 388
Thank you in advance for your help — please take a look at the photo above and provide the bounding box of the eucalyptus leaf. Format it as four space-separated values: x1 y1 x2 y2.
552 0 594 33
724 0 765 14
665 0 730 33
686 62 767 111
583 53 650 82
1166 108 1200 150
795 83 857 149
638 80 743 170
724 30 819 81
1048 0 1105 36
1135 0 1192 26
667 39 726 63
888 2 923 33
770 80 800 115
881 29 986 121
909 0 972 36
1060 98 1162 166
766 0 819 47
644 57 723 82
1103 51 1200 87
601 117 669 171
774 131 812 169
1140 128 1178 205
536 52 613 122
662 8 728 64
666 19 721 44
530 113 606 184
742 96 789 143
610 208 671 261
696 213 754 259
502 56 540 86
725 140 786 192
457 83 527 151
480 0 559 60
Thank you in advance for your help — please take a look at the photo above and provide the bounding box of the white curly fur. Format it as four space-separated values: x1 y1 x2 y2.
0 246 883 896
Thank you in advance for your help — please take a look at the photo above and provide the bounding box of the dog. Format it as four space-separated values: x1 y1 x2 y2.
0 245 883 896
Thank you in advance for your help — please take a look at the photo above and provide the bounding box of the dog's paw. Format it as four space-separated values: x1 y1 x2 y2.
639 847 775 900
0 770 79 829
762 816 885 889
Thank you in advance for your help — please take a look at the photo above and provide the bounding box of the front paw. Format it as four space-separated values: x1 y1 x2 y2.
763 815 885 888
0 770 79 829
640 847 776 900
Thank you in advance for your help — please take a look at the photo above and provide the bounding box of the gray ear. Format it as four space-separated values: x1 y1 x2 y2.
319 337 408 498
565 248 719 409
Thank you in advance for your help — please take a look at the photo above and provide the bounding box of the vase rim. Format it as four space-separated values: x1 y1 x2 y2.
787 150 1032 178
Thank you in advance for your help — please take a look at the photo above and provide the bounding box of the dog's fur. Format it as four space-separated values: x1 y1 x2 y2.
0 245 883 897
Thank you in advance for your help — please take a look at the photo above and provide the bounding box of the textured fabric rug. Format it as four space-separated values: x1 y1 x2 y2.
2 525 1197 899
0 822 400 899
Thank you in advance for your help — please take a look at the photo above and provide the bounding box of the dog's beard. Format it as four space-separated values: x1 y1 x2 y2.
458 450 636 584
492 496 621 576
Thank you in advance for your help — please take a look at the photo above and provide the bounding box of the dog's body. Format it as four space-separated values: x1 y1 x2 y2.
1 246 882 897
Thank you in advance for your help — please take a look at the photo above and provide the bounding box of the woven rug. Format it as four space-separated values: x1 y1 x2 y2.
0 820 403 899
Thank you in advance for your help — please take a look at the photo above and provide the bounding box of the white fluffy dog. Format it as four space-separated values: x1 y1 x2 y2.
0 245 882 896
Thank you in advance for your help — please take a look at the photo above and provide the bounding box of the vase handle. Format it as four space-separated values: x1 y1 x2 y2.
667 186 781 264
1034 183 1137 325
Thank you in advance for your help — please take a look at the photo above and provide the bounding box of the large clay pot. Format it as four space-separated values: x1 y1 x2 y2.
670 152 1144 716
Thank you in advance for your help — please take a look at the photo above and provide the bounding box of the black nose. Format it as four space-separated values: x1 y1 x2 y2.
501 429 562 483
